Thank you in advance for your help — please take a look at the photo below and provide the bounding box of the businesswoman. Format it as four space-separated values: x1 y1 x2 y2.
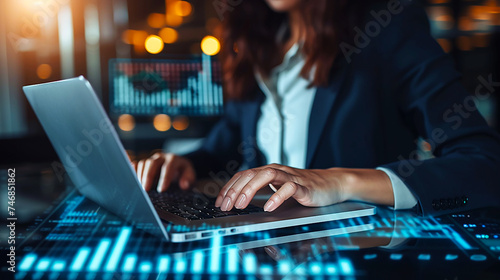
137 0 500 215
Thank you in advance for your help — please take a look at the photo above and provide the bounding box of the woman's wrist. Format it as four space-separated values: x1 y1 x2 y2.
333 168 395 207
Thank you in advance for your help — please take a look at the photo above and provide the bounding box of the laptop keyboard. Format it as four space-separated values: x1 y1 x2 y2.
149 190 264 221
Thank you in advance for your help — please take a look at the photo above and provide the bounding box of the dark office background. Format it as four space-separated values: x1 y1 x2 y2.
0 0 499 165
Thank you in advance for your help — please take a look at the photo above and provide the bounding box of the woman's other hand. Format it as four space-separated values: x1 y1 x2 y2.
134 152 196 192
215 164 393 212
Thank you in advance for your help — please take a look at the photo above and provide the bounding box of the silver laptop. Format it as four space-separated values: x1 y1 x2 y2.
23 76 376 242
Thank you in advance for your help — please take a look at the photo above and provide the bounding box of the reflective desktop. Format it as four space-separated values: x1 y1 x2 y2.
3 167 500 280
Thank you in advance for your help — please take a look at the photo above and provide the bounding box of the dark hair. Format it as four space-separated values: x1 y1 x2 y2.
220 0 377 99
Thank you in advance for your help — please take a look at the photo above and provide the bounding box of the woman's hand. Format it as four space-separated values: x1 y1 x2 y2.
214 164 394 212
134 152 196 192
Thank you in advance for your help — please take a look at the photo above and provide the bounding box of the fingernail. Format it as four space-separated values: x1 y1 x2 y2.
264 200 276 212
215 196 223 207
180 180 188 189
264 246 281 259
157 177 164 192
221 197 232 211
235 194 246 209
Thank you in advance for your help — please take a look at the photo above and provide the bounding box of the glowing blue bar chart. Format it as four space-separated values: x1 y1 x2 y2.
158 255 170 273
210 234 222 273
192 251 204 273
88 238 111 271
17 193 478 278
105 227 132 272
19 254 37 271
122 254 137 272
52 260 66 271
70 248 91 271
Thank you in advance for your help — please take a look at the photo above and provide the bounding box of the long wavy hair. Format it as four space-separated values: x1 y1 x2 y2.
220 0 378 99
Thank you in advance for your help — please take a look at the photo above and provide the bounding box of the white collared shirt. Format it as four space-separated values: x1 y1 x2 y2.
255 44 418 210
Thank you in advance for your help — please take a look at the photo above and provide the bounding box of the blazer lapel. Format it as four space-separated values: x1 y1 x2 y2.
306 68 348 168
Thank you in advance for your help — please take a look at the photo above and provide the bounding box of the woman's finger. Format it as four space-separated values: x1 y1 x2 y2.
157 154 181 192
178 160 196 190
215 165 282 208
137 159 146 185
142 154 166 191
264 246 286 261
233 167 292 210
215 171 253 209
263 181 308 212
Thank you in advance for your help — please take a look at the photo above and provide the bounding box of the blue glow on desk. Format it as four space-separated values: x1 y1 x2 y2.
16 192 493 278
259 264 273 275
139 261 152 272
363 254 377 260
325 263 337 275
445 254 459 261
243 253 257 274
192 251 204 273
105 227 131 272
158 255 170 273
88 238 111 271
390 254 403 260
278 260 292 274
452 231 473 250
309 262 322 275
122 254 137 272
174 257 187 273
226 247 238 274
339 259 353 275
70 247 91 271
19 254 37 271
35 258 50 271
209 235 221 273
51 261 66 271
418 254 431 261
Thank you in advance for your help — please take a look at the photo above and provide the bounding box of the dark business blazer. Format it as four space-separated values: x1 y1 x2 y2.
185 2 500 215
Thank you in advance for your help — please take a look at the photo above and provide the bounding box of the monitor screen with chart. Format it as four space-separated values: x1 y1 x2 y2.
109 55 223 117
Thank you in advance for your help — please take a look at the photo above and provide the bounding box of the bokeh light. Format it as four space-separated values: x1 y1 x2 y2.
174 1 192 17
118 114 135 131
172 116 189 131
128 30 148 46
147 13 166 28
201 36 220 56
166 14 183 27
153 114 171 131
36 64 52 80
121 30 135 44
159 27 178 44
145 35 164 54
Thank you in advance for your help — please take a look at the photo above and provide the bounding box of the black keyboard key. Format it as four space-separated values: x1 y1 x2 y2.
149 190 263 220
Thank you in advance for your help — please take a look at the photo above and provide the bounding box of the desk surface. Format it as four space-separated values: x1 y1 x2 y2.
3 167 500 280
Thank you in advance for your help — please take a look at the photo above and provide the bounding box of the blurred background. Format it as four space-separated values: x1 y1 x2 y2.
0 0 499 165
